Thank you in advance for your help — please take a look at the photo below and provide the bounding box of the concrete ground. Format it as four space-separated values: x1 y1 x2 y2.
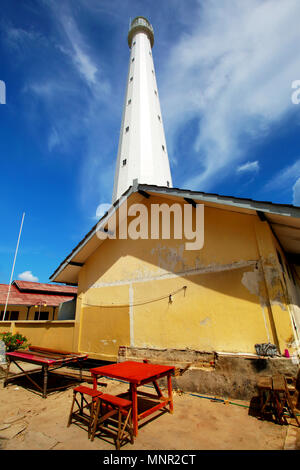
0 363 299 451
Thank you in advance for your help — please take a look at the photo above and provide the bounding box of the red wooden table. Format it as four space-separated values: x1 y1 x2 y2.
4 346 88 398
90 361 175 436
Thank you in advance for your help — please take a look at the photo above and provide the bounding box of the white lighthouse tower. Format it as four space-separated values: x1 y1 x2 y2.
112 16 173 203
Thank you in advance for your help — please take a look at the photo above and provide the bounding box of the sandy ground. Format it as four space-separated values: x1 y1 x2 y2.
0 363 299 452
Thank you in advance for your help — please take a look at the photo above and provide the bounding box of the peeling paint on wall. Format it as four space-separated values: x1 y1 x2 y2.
263 256 287 311
90 259 258 289
241 268 262 299
151 243 186 272
199 317 211 326
242 259 287 310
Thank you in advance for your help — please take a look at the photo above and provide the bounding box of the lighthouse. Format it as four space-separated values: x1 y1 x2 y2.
112 16 173 203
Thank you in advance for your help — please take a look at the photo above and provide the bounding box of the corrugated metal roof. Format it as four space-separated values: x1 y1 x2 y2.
13 280 77 294
0 281 77 307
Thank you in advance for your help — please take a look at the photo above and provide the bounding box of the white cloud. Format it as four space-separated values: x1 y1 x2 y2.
2 23 42 49
264 158 300 192
18 271 39 282
293 178 300 206
237 161 259 173
48 127 60 152
161 0 300 190
93 202 111 221
18 3 115 212
59 16 98 88
56 12 111 96
263 158 300 204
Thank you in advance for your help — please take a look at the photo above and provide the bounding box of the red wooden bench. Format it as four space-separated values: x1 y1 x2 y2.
90 393 134 450
67 385 103 439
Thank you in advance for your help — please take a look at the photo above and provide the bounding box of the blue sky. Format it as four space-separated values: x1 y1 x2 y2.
0 0 300 284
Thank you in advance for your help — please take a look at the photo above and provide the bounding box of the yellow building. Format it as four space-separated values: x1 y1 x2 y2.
50 183 300 365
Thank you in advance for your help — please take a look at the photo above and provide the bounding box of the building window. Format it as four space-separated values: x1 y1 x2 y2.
0 311 5 320
158 115 161 121
133 41 136 46
130 77 133 82
128 99 131 105
154 90 157 96
131 57 135 62
122 159 127 166
10 311 19 321
34 311 49 321
162 145 165 151
125 126 129 133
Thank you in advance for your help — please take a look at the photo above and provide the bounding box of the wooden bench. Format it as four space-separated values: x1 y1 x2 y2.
67 385 103 438
90 393 134 450
257 375 300 426
272 375 300 426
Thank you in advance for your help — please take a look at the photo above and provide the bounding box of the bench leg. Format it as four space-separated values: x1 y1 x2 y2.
88 398 98 439
90 398 101 442
116 409 122 450
67 391 76 427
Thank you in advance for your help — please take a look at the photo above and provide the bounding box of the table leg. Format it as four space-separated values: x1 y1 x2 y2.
153 379 163 398
43 365 48 399
131 383 138 437
167 373 173 414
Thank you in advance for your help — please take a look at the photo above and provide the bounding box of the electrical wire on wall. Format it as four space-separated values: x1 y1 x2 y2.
82 285 187 308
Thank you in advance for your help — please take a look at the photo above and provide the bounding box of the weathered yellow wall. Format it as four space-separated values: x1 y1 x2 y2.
0 321 75 351
75 196 297 360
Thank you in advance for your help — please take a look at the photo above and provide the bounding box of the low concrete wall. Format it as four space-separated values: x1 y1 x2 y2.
0 321 76 352
119 346 299 400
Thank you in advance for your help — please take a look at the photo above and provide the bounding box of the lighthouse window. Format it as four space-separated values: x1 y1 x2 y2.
158 115 161 121
122 159 127 166
154 90 157 95
167 181 170 187
132 57 135 62
128 99 131 105
162 145 165 151
130 76 133 82
125 126 129 133
133 41 136 46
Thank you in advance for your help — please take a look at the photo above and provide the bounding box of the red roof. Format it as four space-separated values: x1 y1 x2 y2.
13 280 77 294
0 281 77 307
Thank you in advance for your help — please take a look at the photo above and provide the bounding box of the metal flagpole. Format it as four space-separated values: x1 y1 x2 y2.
3 212 25 321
